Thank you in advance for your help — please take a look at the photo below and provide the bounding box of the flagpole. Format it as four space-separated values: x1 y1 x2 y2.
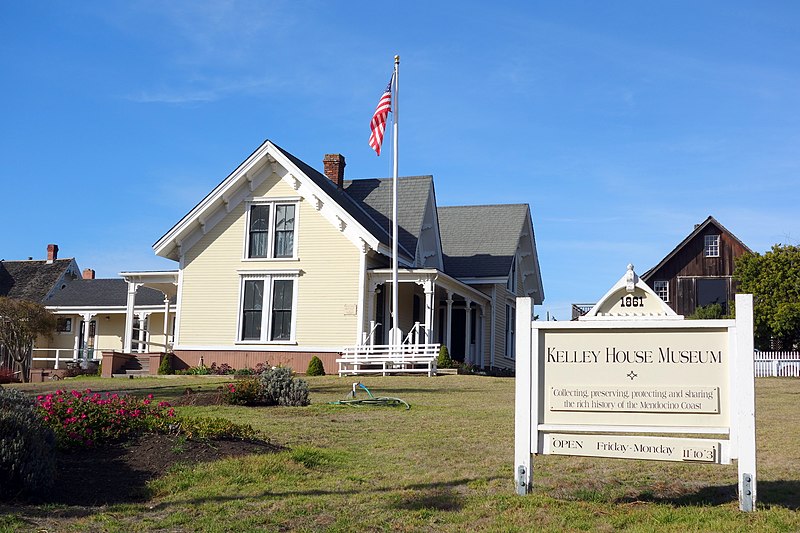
392 55 400 347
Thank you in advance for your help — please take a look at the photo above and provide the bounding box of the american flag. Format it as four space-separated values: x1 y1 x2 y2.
368 75 393 156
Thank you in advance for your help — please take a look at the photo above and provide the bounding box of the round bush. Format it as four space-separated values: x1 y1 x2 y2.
306 356 325 376
437 345 454 369
0 388 56 498
259 367 310 406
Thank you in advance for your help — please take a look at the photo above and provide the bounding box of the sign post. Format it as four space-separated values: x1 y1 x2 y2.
514 265 757 511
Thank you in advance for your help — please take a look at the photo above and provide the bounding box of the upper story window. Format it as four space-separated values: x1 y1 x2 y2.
507 254 517 292
704 234 720 257
246 200 298 259
654 280 669 302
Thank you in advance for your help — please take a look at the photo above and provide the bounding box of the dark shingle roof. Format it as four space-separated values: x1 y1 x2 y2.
438 204 529 278
272 144 415 259
343 176 433 258
46 279 172 307
0 259 76 302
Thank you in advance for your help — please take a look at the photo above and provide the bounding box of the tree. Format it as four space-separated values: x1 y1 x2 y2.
734 244 800 350
0 297 56 383
688 303 726 320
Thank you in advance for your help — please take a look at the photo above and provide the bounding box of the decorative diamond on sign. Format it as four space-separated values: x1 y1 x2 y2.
627 371 638 381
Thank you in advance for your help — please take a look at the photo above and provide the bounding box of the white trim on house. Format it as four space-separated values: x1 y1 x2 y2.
153 141 384 263
173 344 343 352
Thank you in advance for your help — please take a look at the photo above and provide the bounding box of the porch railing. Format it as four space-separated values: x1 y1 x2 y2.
31 348 100 369
337 343 440 377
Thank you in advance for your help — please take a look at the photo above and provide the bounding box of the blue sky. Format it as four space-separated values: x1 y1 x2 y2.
2 1 798 320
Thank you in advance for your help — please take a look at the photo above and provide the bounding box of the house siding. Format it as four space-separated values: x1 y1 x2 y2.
178 172 361 349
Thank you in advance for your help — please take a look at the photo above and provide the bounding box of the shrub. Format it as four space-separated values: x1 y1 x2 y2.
437 346 454 369
158 416 259 441
259 367 310 406
0 388 56 497
306 356 325 376
209 362 235 375
222 379 261 405
0 367 19 384
36 389 176 449
157 354 173 375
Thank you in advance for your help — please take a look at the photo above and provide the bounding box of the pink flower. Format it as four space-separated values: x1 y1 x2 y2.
66 407 74 414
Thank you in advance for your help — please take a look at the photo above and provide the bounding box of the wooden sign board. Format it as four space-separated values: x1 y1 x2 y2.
514 266 757 512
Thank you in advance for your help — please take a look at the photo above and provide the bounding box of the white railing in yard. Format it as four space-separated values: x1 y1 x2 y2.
754 351 800 377
337 343 440 377
31 348 100 369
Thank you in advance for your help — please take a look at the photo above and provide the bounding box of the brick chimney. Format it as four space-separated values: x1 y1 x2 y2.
82 268 95 280
46 244 59 264
323 154 346 188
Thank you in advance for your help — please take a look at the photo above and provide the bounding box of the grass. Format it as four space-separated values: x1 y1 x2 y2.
3 375 800 531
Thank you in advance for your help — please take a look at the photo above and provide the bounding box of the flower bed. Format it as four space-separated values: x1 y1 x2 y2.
35 389 176 449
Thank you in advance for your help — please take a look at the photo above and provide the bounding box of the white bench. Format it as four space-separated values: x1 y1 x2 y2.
337 344 440 377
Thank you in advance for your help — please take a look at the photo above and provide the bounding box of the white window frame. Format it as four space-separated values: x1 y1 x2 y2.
654 280 669 302
507 253 517 293
704 234 720 258
505 303 516 359
243 197 301 261
236 270 299 344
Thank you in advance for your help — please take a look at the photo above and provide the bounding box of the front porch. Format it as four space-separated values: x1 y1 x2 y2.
360 268 491 367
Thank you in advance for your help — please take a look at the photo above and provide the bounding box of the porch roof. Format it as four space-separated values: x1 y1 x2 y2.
45 278 174 307
369 268 491 306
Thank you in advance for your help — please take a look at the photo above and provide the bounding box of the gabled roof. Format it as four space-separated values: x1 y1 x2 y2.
343 176 433 259
641 216 754 280
153 140 412 262
0 259 77 302
438 204 529 278
46 279 172 308
273 145 412 258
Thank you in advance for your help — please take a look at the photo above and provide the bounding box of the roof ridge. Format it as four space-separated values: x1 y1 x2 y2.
438 203 528 209
343 175 433 184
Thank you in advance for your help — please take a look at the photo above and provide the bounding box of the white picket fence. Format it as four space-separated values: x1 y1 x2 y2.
754 351 800 377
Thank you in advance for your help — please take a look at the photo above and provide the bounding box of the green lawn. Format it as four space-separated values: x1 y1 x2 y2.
3 375 799 532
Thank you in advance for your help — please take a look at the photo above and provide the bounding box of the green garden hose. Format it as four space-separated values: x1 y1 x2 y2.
329 382 410 410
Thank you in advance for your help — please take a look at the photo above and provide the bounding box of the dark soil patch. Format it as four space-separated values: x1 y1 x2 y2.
37 433 282 506
170 387 228 406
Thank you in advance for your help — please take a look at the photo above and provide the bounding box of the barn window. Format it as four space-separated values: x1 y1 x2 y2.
704 235 720 257
654 281 669 302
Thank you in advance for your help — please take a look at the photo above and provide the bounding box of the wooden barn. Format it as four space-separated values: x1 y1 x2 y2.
641 216 752 316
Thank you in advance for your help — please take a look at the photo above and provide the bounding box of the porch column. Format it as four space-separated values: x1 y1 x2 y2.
72 327 81 363
80 313 94 369
478 305 485 368
163 296 171 349
424 280 435 344
445 292 453 351
464 299 473 364
367 285 377 345
136 312 150 353
123 282 139 353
